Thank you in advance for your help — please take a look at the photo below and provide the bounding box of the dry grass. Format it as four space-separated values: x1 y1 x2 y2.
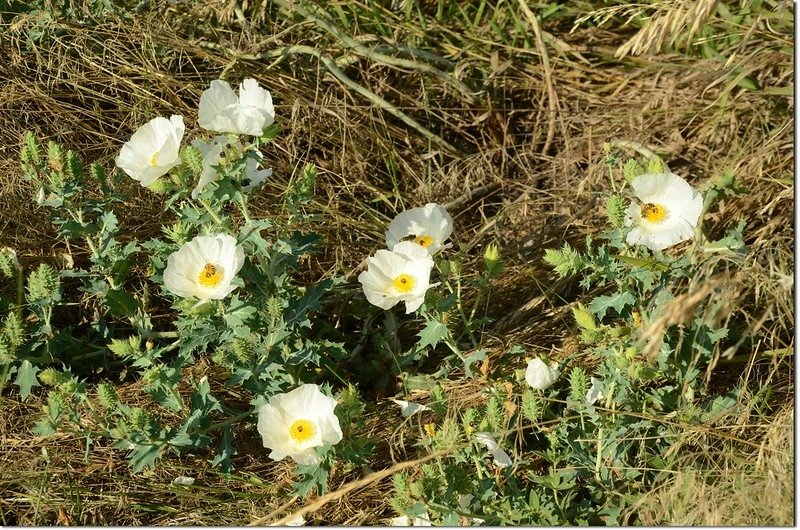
0 0 793 525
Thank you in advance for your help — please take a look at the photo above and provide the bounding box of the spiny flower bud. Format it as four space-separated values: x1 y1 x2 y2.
606 194 627 228
0 248 18 279
483 243 503 277
4 312 24 348
65 150 84 184
47 141 65 172
26 263 60 304
89 163 107 188
96 383 119 409
38 368 67 386
181 144 203 175
623 159 644 183
232 337 253 363
147 178 172 195
21 131 43 176
0 335 15 364
130 407 149 429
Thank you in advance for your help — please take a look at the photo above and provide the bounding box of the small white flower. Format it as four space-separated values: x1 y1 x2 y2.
386 203 453 256
585 377 605 405
388 398 430 418
171 476 195 486
257 384 343 465
284 515 305 527
389 513 433 527
116 115 185 186
358 241 435 314
624 173 703 251
473 432 512 468
524 358 560 390
198 78 275 136
162 234 244 301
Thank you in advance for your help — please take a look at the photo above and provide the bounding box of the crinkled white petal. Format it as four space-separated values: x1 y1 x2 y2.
116 115 184 186
389 398 431 418
386 203 453 256
162 234 244 301
586 377 605 405
525 358 560 390
473 432 512 468
257 384 342 464
191 136 229 199
198 78 275 136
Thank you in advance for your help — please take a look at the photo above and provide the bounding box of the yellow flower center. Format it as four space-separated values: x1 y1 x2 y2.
289 419 316 443
423 422 436 437
198 263 224 288
393 273 415 294
414 235 434 248
150 151 160 167
641 203 668 223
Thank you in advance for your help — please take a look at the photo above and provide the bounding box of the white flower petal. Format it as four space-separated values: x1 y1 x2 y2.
358 246 434 313
198 78 275 136
116 115 184 186
525 358 560 390
171 476 195 486
257 384 342 464
473 432 512 468
586 377 605 405
389 398 431 418
162 234 244 301
386 203 453 256
626 173 703 251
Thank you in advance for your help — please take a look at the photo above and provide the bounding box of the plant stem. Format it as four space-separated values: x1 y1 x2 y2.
197 198 224 226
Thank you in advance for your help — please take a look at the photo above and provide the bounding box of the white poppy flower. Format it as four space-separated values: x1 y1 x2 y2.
115 115 185 186
525 357 560 390
358 241 435 314
257 384 343 465
162 234 244 301
473 432 512 468
624 173 703 251
388 398 430 418
385 203 453 256
198 78 275 136
585 377 605 405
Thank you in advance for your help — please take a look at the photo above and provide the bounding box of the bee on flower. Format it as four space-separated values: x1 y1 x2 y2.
625 172 703 251
162 234 244 301
198 78 275 137
257 384 343 465
385 203 453 256
358 241 435 314
115 115 185 186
